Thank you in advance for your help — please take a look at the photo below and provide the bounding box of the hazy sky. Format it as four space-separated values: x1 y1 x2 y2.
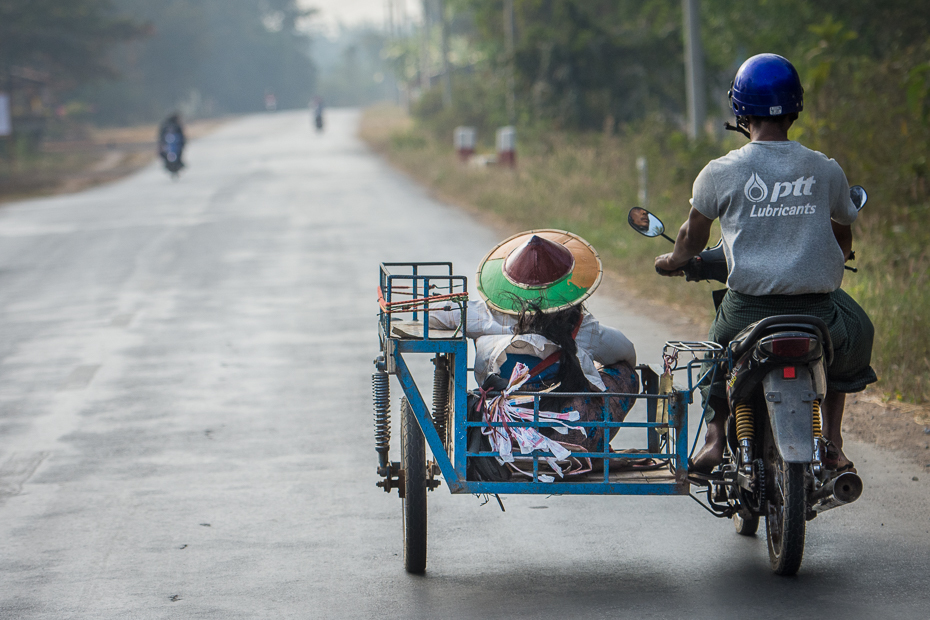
300 0 420 29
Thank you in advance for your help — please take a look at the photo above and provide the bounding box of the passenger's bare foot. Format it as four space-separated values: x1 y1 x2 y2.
690 443 725 474
690 415 727 474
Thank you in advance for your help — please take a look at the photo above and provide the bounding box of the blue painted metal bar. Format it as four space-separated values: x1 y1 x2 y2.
451 339 469 478
672 392 689 474
463 421 669 429
396 340 463 354
465 451 676 460
458 481 686 495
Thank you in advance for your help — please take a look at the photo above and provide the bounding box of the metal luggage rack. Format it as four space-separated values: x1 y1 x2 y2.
378 262 468 345
658 340 727 404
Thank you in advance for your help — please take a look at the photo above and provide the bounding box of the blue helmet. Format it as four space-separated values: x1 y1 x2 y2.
729 54 803 118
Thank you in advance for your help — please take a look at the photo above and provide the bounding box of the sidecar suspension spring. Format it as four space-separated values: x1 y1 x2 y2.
734 401 754 441
812 399 823 439
373 371 391 465
432 356 450 446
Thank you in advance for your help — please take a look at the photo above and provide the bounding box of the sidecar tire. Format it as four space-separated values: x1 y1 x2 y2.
400 398 427 574
733 510 760 536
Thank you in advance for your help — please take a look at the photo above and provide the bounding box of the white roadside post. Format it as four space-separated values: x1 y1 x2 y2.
496 126 516 168
453 126 476 162
636 156 648 208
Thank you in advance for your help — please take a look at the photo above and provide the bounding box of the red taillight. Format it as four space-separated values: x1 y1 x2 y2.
771 337 812 358
783 366 796 379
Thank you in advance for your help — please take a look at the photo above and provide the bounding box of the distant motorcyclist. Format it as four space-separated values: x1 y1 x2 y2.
311 96 324 131
158 113 186 172
654 54 877 475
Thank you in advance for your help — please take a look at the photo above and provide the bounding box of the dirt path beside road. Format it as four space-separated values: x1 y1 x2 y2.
0 118 229 203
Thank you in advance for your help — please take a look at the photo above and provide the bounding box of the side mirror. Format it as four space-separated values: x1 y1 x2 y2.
628 207 666 238
850 185 868 211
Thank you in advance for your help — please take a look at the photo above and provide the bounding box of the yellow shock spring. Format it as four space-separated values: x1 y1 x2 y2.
734 402 754 442
812 400 823 439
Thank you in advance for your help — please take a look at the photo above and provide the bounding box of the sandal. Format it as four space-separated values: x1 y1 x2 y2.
822 440 856 474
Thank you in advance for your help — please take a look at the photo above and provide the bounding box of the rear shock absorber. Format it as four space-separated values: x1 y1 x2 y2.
432 355 450 446
372 366 391 473
812 399 824 471
812 400 823 440
734 402 754 441
734 401 754 473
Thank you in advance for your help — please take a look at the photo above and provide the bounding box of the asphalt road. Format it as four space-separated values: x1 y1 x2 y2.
1 110 928 619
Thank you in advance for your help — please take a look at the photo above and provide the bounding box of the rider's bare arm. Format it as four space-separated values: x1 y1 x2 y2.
831 221 853 261
655 207 714 273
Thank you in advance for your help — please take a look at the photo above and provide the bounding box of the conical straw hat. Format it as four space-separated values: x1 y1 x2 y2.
476 229 602 314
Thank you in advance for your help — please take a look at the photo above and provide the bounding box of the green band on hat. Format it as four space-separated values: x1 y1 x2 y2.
478 258 587 314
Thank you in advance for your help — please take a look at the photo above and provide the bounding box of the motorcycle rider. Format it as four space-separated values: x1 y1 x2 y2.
311 96 324 131
655 53 877 475
158 112 186 168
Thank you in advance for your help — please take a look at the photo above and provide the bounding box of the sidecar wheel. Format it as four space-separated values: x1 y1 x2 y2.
400 398 427 574
733 510 759 536
765 455 806 575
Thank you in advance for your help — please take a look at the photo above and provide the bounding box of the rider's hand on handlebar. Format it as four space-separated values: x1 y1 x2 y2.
655 253 686 277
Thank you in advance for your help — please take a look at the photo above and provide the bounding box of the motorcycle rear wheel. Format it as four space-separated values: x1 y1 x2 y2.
765 453 806 575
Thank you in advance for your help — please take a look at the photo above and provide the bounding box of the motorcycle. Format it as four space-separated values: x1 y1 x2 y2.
160 130 184 178
627 185 868 575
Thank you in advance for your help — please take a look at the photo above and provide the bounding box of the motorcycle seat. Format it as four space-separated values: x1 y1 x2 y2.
729 314 833 366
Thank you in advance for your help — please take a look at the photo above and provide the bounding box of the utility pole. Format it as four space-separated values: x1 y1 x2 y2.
438 0 452 108
419 0 431 91
504 0 516 125
682 0 706 140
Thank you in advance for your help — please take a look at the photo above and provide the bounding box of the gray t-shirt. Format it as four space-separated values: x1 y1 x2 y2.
692 140 858 296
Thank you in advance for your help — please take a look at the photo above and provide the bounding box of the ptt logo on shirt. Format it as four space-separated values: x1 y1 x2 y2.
744 173 769 201
744 172 816 203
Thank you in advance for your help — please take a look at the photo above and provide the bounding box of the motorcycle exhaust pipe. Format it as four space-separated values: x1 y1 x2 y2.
810 471 863 513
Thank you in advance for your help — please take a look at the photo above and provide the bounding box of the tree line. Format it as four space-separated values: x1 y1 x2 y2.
409 1 930 131
0 0 318 129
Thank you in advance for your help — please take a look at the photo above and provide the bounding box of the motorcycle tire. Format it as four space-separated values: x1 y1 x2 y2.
400 397 427 574
765 452 806 575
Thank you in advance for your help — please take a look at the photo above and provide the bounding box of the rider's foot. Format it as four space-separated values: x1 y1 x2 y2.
823 440 856 473
689 415 727 475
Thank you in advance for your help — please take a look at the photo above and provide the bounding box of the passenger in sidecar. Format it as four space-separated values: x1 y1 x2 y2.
429 230 638 454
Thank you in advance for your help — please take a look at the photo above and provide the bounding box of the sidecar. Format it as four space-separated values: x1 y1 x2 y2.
372 261 719 573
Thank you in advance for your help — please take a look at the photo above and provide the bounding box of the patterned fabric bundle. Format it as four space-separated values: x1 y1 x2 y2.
480 361 639 482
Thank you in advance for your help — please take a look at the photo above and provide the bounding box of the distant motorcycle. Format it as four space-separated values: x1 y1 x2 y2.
159 131 184 178
627 185 869 575
311 97 324 133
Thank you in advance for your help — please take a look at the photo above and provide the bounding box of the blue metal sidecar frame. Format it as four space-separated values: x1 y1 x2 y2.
376 262 712 498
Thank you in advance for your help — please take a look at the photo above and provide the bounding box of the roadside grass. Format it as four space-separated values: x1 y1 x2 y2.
360 104 930 403
360 104 724 326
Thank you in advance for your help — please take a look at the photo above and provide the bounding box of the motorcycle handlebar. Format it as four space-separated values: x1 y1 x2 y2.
655 257 702 279
656 250 728 284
